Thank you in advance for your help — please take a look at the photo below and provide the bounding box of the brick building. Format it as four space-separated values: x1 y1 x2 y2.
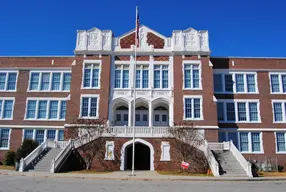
0 25 285 174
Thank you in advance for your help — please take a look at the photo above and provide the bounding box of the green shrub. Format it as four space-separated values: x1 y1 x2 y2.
16 139 38 162
4 151 16 166
278 165 284 172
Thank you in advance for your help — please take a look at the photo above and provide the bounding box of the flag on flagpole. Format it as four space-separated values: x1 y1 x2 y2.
135 6 140 47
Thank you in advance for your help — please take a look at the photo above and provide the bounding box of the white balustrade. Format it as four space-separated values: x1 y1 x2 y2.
202 140 220 177
51 139 73 173
208 142 230 151
103 126 169 137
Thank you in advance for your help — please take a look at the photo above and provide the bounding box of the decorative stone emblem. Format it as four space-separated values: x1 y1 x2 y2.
185 33 195 47
175 33 180 45
89 33 98 45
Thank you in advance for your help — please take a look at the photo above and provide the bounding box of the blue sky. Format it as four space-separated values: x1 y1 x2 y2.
1 0 285 57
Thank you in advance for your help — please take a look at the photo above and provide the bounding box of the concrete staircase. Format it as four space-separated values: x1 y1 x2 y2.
213 150 248 177
29 148 62 172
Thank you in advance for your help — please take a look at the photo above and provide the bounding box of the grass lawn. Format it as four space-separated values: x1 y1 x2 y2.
0 165 15 170
65 170 112 174
157 170 212 177
258 172 286 177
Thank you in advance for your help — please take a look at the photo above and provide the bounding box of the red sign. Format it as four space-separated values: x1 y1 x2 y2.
181 161 189 169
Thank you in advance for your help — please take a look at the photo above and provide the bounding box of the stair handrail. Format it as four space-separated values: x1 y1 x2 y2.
203 140 220 177
19 140 48 172
50 138 73 173
229 140 253 177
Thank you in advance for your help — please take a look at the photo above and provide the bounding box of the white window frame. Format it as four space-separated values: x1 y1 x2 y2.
136 64 149 89
183 95 203 120
0 128 11 150
217 99 261 123
238 132 264 154
81 60 102 89
79 94 100 119
213 71 259 94
271 100 286 123
114 64 130 89
274 132 286 154
153 64 169 89
182 60 202 90
27 70 71 92
24 97 67 121
0 97 15 120
0 70 19 92
104 141 115 160
269 72 286 94
160 141 171 161
22 129 64 143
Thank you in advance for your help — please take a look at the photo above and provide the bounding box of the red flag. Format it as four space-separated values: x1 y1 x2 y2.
135 6 140 47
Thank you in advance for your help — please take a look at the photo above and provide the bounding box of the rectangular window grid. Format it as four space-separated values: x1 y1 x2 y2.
184 97 201 120
0 99 14 119
184 64 200 89
0 129 10 148
83 64 100 88
81 96 98 118
0 72 17 91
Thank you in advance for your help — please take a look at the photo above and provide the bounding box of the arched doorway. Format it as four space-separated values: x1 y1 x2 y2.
125 143 150 170
120 139 154 171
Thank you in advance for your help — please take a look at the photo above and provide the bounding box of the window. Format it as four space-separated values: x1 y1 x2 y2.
116 114 121 121
239 132 262 153
23 129 64 142
105 141 114 160
184 64 200 89
0 99 14 119
273 101 286 122
0 129 10 149
24 129 33 140
184 97 202 120
115 65 129 88
35 130 45 144
270 73 286 93
25 99 67 120
58 130 64 141
217 100 260 123
83 63 100 88
136 65 149 88
214 72 257 93
143 114 148 122
276 132 286 152
29 71 71 91
47 130 56 140
123 114 128 122
162 114 167 122
0 72 18 91
80 96 99 118
160 142 171 161
136 114 140 121
154 65 169 89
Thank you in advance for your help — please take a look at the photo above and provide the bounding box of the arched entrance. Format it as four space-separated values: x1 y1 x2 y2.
120 139 154 171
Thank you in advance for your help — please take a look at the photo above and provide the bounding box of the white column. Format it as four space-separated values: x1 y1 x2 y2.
149 102 152 127
169 103 174 127
150 55 154 89
44 129 47 141
128 102 132 126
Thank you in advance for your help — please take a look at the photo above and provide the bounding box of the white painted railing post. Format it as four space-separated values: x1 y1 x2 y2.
19 158 25 172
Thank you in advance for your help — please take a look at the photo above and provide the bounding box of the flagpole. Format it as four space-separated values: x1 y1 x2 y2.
131 6 138 176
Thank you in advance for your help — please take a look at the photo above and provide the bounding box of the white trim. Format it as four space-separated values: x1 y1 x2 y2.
160 141 171 161
213 71 259 94
269 73 286 94
182 60 202 90
81 60 102 89
217 99 261 123
274 132 286 154
0 125 64 129
183 95 203 120
0 128 11 150
0 71 19 92
271 100 286 123
120 138 154 171
22 129 62 143
79 94 100 119
0 97 15 120
219 128 286 132
104 141 115 160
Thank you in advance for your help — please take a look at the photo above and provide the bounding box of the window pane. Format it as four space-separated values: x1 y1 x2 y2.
217 102 224 121
0 129 10 148
60 101 66 119
40 73 50 90
271 75 280 92
58 130 64 141
193 99 201 118
247 74 256 92
154 70 160 88
240 132 249 152
81 98 89 117
27 100 36 119
282 75 286 93
122 70 129 88
143 114 148 121
249 102 258 121
92 68 99 87
214 74 222 92
185 98 192 118
63 73 71 91
49 101 58 119
30 73 40 90
226 103 235 121
0 73 6 90
51 73 61 90
90 98 97 117
116 114 121 121
136 114 140 121
237 102 247 121
142 70 148 88
235 74 245 92
24 130 33 140
251 133 261 152
123 114 128 121
35 130 45 144
38 101 47 119
274 103 283 122
277 133 286 152
83 68 91 87
7 73 17 90
155 114 159 122
3 100 13 119
224 74 233 92
115 70 121 88
162 114 167 122
162 70 168 88
184 65 191 88
136 70 141 88
47 130 56 140
193 68 199 88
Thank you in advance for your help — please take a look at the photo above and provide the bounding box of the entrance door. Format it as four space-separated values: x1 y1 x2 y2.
126 143 150 170
135 110 148 126
153 110 168 126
